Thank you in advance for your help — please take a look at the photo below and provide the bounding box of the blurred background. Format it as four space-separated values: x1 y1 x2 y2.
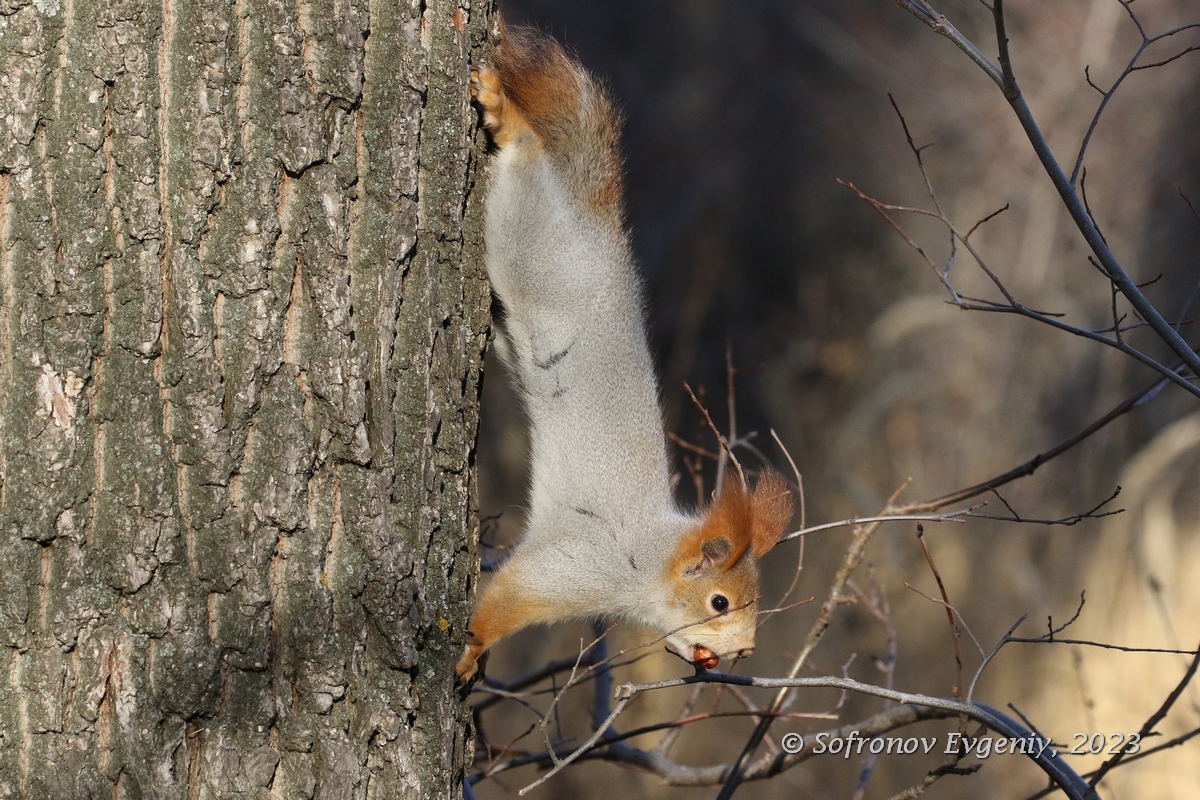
471 1 1200 797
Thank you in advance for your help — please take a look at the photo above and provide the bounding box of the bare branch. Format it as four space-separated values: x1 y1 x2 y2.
723 341 738 491
472 651 602 712
885 756 982 800
840 176 1200 399
770 428 805 530
1131 42 1200 71
666 431 719 460
853 567 899 800
622 672 1098 800
1007 639 1200 656
1087 642 1200 788
964 203 1009 240
968 615 1028 701
891 0 1003 84
893 0 1200 381
1025 724 1200 800
1174 190 1200 332
893 369 1176 514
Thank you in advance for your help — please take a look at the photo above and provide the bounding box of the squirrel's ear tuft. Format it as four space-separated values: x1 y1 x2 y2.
673 473 792 578
750 472 794 559
674 478 752 578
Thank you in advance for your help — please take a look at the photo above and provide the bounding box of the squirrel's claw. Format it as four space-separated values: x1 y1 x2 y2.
470 64 505 131
455 632 488 685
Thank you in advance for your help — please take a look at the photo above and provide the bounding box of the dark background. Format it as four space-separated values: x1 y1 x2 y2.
472 1 1200 797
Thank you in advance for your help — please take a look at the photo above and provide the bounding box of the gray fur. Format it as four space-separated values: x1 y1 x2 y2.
485 124 694 631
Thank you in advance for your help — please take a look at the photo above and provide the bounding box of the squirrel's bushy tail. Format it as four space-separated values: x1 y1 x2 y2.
491 23 626 223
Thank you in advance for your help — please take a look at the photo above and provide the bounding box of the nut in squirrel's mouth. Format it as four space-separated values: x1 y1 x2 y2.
691 645 720 670
665 639 724 669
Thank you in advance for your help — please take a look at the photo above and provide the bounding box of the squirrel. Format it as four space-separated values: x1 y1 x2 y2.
456 23 794 683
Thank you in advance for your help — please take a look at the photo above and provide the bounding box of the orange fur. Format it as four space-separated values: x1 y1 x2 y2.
749 471 795 558
455 567 551 681
490 22 582 145
476 23 626 219
671 479 752 578
670 473 793 578
470 63 534 150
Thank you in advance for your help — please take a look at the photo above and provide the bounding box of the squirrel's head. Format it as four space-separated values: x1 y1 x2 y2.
664 472 793 668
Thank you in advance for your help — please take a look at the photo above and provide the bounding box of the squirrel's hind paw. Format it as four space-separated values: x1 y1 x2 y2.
471 65 505 131
471 64 529 149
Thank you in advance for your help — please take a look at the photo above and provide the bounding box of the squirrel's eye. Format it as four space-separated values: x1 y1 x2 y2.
710 594 729 613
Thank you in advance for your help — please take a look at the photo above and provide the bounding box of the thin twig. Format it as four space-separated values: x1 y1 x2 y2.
776 509 975 544
1088 641 1200 788
684 381 746 487
770 429 808 611
902 583 985 660
852 566 898 800
893 370 1176 514
916 524 964 698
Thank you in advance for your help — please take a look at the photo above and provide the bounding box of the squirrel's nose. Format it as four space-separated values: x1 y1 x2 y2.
736 647 754 659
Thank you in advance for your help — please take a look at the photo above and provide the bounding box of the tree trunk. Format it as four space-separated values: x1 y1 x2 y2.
0 0 490 796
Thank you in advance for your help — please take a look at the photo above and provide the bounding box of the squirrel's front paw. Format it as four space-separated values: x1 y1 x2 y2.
455 632 488 685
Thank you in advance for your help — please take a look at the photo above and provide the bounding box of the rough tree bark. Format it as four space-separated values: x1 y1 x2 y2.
0 0 491 796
